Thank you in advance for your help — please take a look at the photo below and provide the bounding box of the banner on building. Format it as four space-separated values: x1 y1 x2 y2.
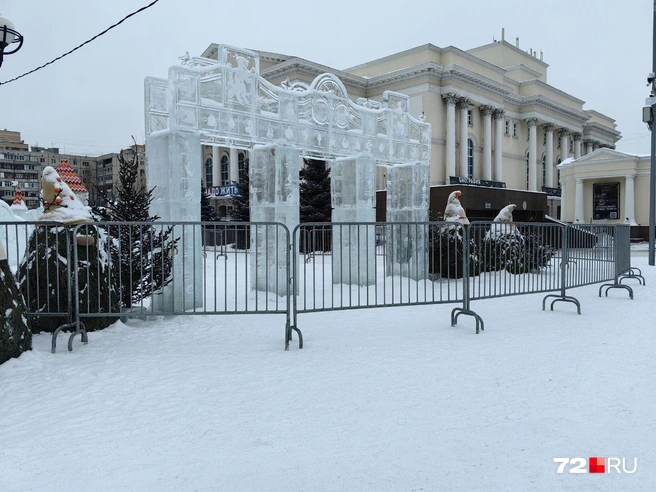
449 176 506 189
205 184 238 198
593 182 620 220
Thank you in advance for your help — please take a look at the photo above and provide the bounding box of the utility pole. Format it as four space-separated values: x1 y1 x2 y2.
650 0 656 265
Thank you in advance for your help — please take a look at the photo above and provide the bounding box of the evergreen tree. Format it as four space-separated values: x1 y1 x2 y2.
201 189 220 222
230 159 250 222
92 146 177 308
300 159 331 223
18 224 119 333
299 159 331 253
1 244 31 364
230 160 250 249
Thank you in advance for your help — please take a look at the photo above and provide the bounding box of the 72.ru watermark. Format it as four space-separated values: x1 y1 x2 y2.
554 457 638 474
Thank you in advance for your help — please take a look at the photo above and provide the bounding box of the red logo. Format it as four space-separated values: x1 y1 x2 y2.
589 457 605 474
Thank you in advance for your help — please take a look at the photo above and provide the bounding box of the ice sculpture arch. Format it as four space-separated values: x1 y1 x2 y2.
145 45 431 305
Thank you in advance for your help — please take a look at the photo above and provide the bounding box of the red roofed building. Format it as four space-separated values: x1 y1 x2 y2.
12 183 25 207
56 158 89 205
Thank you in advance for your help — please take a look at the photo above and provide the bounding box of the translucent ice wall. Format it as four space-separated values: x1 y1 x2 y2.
331 155 376 285
250 144 300 296
386 162 430 280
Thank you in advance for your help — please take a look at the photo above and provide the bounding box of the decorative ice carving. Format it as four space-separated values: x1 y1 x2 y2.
331 155 376 285
144 44 432 301
144 44 430 164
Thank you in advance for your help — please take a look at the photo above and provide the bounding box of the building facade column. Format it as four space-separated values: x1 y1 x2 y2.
212 146 221 186
492 109 504 182
526 118 538 190
480 105 493 181
625 174 637 225
584 139 594 155
572 132 582 159
544 123 554 189
560 179 567 222
559 129 570 161
229 147 239 184
575 178 584 222
442 93 458 183
457 97 470 177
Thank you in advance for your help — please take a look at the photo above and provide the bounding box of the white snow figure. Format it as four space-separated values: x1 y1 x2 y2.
487 204 518 240
494 204 516 222
444 190 469 225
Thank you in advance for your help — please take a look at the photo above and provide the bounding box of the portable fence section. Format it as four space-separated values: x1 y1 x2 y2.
562 225 622 289
72 221 292 319
0 219 637 351
467 222 564 300
292 222 465 315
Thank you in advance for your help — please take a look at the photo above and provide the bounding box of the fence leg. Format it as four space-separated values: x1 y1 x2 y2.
450 307 485 334
450 225 484 334
542 224 581 314
598 281 634 299
52 322 87 354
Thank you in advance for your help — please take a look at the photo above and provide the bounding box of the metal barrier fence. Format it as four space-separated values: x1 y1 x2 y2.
1 220 635 352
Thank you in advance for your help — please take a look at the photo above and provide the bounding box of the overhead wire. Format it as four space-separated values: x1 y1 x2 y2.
0 0 162 86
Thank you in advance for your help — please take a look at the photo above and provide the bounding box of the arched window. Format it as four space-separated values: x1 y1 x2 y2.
467 138 474 178
557 157 562 187
525 151 530 190
221 155 229 185
204 157 213 186
541 154 546 188
238 152 246 185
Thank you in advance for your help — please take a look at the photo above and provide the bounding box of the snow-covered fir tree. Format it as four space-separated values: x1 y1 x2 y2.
230 159 250 222
230 159 250 249
201 189 220 222
92 146 177 308
300 159 331 223
0 242 31 365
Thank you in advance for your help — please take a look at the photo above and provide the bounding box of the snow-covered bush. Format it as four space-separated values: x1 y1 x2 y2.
478 227 555 275
428 223 479 279
0 246 31 365
17 225 119 333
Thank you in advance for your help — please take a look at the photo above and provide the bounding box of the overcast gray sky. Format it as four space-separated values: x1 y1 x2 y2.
0 0 652 156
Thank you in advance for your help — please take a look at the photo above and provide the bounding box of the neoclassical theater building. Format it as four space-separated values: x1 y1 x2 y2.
200 35 621 220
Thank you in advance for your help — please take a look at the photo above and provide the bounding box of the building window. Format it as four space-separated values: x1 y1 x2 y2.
569 140 573 153
543 130 547 146
505 120 509 135
467 109 473 126
526 151 530 190
513 122 518 137
557 138 561 149
557 158 562 187
542 154 546 188
221 155 229 185
204 157 213 185
238 152 246 185
467 138 474 178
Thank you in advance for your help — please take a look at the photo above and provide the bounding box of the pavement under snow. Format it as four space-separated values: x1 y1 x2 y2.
1 254 655 491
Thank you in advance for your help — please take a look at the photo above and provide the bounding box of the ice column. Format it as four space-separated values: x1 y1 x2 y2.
386 162 429 280
249 144 300 296
146 129 203 311
331 155 376 285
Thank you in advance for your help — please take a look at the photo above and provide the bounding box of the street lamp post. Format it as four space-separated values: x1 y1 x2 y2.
0 15 24 68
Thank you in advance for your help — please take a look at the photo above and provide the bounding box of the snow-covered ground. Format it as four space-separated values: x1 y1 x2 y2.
1 250 655 491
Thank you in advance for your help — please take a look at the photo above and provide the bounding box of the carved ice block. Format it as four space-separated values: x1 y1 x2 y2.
250 144 300 296
146 130 203 311
331 155 376 285
386 162 429 280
